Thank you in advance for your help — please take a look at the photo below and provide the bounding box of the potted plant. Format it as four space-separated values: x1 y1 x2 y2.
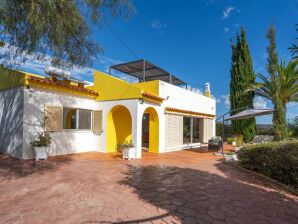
31 132 51 161
119 140 135 160
224 152 238 162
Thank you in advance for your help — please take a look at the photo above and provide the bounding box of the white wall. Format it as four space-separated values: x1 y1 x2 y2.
159 81 216 116
0 87 24 158
23 87 100 159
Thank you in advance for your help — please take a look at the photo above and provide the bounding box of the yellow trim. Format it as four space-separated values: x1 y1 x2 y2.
106 105 132 153
25 75 98 98
144 107 159 153
165 107 215 119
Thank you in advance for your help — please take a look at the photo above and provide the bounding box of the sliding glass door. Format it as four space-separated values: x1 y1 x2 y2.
183 117 202 144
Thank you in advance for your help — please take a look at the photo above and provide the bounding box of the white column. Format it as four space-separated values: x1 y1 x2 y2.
132 103 143 158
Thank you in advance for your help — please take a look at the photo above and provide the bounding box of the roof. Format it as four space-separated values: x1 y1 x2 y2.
110 59 186 85
27 76 99 97
225 109 274 121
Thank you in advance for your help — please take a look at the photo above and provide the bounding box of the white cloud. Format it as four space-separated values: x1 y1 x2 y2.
287 102 298 108
254 96 268 109
150 20 167 29
219 94 230 109
222 6 235 19
224 27 229 33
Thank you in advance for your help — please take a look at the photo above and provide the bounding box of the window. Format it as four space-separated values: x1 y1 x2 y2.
63 108 92 130
183 117 191 144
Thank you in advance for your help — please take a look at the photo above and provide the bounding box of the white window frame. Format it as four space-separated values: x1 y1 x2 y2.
63 107 93 131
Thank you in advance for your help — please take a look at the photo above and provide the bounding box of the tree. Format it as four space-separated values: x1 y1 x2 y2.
252 59 298 140
230 27 256 144
0 0 133 67
249 25 298 140
289 24 298 59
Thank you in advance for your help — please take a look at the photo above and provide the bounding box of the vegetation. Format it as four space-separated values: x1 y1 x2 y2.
0 0 133 67
237 141 298 189
289 24 298 59
118 140 135 149
226 137 235 144
288 116 298 138
230 28 256 144
31 132 52 147
249 25 298 141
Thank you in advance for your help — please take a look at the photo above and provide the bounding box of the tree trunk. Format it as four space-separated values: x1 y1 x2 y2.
272 100 288 141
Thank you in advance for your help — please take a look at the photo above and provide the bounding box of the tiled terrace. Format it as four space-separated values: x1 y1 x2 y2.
0 146 297 224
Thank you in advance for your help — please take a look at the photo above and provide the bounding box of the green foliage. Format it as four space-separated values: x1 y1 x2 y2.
0 0 133 67
31 132 52 147
230 27 256 143
289 24 298 59
118 140 135 149
288 116 298 137
237 141 298 189
249 25 298 141
226 137 235 144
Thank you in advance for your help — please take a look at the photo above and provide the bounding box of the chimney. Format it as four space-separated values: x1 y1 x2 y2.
205 83 211 97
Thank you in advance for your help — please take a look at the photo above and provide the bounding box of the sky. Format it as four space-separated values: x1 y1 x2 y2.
7 0 298 123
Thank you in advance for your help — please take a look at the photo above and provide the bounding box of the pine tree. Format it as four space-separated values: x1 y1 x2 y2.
230 28 256 144
0 0 133 67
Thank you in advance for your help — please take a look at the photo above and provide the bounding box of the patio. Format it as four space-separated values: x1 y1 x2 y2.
0 147 298 224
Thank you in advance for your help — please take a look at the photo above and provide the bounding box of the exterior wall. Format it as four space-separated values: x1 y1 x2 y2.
0 87 24 158
160 81 216 116
22 87 100 159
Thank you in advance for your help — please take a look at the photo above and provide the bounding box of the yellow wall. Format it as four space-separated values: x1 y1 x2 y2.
0 66 25 91
94 70 143 101
107 105 132 152
144 107 159 153
133 80 159 96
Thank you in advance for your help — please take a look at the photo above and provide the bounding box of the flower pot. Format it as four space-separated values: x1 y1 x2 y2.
224 154 237 162
122 147 136 160
34 146 48 161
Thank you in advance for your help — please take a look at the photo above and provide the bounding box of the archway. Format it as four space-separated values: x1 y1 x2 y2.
107 105 132 153
142 107 159 153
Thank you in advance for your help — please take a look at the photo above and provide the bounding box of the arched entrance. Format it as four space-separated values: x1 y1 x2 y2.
107 105 132 153
142 107 159 153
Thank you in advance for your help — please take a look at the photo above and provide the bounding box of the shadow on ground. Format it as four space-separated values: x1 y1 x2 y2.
0 153 72 180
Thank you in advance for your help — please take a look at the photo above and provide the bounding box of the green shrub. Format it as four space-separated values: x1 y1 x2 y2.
237 141 298 188
31 132 52 147
227 137 235 144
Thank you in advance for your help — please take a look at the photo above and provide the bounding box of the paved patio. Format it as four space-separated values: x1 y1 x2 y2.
0 147 298 224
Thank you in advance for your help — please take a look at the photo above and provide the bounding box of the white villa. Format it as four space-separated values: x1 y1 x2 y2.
0 60 216 159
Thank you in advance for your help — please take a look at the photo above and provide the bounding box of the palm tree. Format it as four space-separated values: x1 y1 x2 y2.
250 59 298 140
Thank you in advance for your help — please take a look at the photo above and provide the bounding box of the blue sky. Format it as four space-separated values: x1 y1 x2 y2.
9 0 298 123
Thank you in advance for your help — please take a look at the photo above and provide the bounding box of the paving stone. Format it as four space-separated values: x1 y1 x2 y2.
0 146 297 224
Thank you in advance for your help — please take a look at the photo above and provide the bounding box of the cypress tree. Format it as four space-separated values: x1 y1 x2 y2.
266 25 288 140
230 27 256 144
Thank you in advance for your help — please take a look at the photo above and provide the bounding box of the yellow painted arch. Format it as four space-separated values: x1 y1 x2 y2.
106 105 132 153
144 107 159 153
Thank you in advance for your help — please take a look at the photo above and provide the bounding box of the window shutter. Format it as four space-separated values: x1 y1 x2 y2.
45 106 62 132
93 110 103 134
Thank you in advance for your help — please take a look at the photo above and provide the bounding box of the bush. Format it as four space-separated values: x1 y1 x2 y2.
237 141 298 189
31 132 52 147
227 137 235 144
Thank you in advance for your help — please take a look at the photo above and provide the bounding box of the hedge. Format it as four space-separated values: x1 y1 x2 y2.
237 141 298 189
